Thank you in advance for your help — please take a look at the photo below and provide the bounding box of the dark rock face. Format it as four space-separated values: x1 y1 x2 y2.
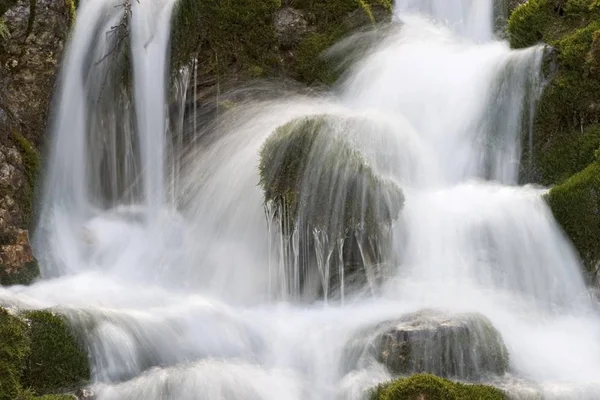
0 0 73 284
274 7 310 49
345 309 509 381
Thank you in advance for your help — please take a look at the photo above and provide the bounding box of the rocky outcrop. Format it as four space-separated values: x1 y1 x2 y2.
345 310 509 381
0 0 73 284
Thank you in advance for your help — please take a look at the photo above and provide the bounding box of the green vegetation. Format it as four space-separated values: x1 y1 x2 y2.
370 374 506 400
0 308 30 400
547 162 600 275
0 17 9 39
10 132 40 230
171 0 282 76
170 0 392 85
0 308 89 399
292 0 392 84
509 1 600 185
508 0 600 273
23 311 90 394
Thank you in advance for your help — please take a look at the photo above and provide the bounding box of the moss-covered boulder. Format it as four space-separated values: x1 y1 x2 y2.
22 310 90 395
508 1 600 281
344 310 509 381
370 373 507 400
0 307 90 399
259 115 403 297
508 0 600 185
547 162 600 282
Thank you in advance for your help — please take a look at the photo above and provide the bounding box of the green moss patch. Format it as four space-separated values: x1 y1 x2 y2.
171 0 282 75
547 162 600 275
370 374 506 400
0 308 30 400
508 1 600 186
11 132 41 229
22 311 90 395
292 0 391 84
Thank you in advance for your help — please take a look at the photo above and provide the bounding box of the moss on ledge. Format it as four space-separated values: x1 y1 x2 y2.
547 162 600 275
0 307 91 398
0 308 30 400
292 0 392 84
508 1 600 186
171 0 282 76
11 132 41 229
22 311 90 395
170 0 392 85
370 374 507 400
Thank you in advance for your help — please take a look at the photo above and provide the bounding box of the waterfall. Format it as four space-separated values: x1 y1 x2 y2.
1 0 600 399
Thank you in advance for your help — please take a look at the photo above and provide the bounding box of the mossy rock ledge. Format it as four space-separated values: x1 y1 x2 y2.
547 162 600 283
369 373 507 400
344 309 509 381
508 1 600 283
259 115 404 297
0 307 90 400
170 0 393 86
508 0 600 185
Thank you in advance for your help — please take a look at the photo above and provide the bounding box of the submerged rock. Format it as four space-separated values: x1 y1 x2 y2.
369 373 507 400
345 309 509 381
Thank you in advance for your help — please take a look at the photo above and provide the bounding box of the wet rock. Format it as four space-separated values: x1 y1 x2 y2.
0 228 33 269
0 0 70 284
75 388 96 400
259 115 404 299
274 7 309 49
345 309 509 380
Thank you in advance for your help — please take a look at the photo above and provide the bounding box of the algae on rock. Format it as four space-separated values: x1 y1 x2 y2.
370 373 507 400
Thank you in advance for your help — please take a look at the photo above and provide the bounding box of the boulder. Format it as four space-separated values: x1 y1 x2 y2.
345 309 509 381
259 115 404 299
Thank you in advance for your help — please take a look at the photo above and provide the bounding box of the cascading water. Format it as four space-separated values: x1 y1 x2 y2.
2 0 600 399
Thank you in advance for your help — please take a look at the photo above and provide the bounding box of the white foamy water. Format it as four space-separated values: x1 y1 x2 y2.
1 0 599 399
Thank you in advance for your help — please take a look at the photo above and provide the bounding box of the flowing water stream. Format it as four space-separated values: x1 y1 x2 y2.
1 0 600 399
